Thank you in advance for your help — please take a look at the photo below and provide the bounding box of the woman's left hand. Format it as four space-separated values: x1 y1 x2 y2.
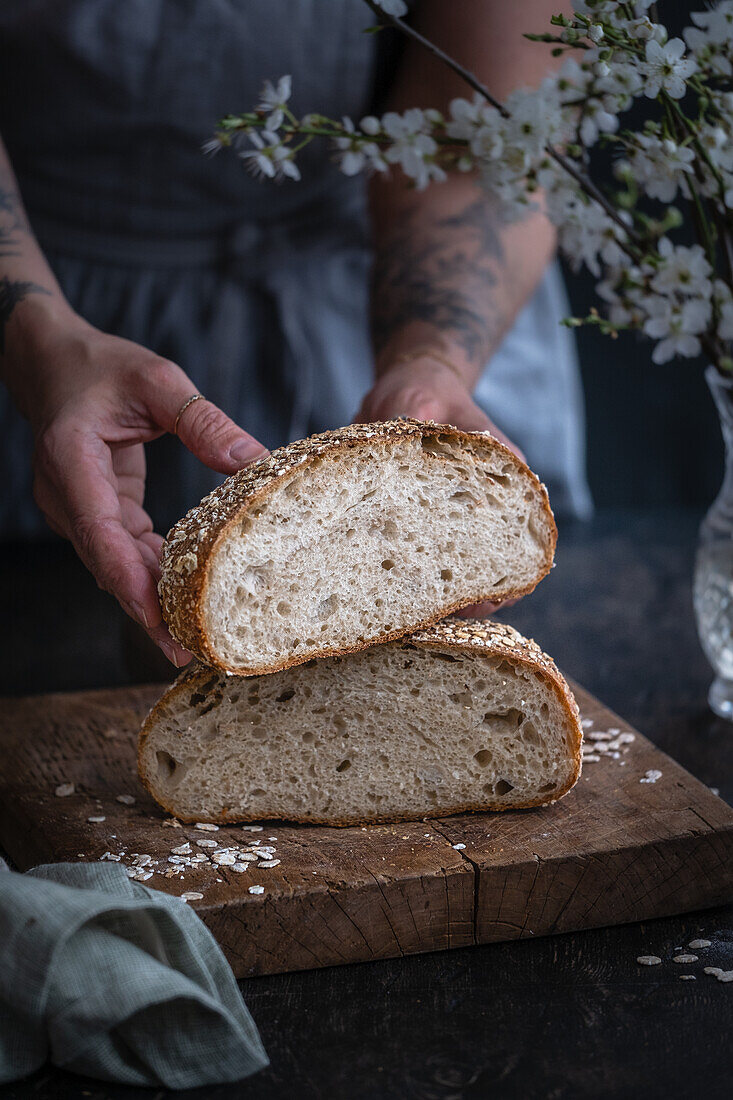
356 356 523 618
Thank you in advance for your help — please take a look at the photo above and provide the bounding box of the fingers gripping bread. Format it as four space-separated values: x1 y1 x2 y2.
158 420 557 675
138 620 582 826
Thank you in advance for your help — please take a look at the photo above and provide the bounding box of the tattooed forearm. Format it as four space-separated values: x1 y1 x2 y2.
0 276 50 353
370 196 508 368
0 181 30 261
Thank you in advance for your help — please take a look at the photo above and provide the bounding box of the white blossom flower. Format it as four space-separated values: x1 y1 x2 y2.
626 17 667 43
505 85 564 156
684 6 733 78
621 134 695 203
334 117 387 176
687 3 733 46
238 129 300 181
447 97 504 161
578 97 619 146
201 136 224 157
595 61 644 113
372 0 408 16
651 238 713 299
643 295 711 363
713 280 733 342
382 109 446 188
256 75 292 131
641 38 696 99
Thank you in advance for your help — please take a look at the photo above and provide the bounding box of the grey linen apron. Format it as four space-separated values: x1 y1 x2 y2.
0 0 592 536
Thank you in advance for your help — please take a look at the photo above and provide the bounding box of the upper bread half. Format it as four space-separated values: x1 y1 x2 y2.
158 419 557 675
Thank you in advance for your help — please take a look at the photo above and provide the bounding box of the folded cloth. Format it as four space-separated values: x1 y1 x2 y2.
0 862 268 1088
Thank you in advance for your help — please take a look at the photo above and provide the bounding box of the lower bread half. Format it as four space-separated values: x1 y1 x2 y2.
138 620 582 826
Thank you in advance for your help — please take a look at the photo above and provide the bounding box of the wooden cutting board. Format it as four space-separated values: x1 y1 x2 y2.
1 681 731 978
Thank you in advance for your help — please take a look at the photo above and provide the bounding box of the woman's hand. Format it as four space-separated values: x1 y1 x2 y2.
357 355 523 618
8 305 267 665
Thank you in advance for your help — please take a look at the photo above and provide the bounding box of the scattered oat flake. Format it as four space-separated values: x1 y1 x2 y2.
259 859 281 868
704 967 733 982
181 891 204 902
163 818 183 828
640 770 662 784
452 843 466 850
582 753 601 763
55 783 75 797
116 794 135 805
196 838 218 848
673 954 698 964
232 862 250 872
689 939 712 949
171 843 192 855
581 718 594 729
679 974 696 981
249 885 265 894
87 815 106 823
242 825 263 832
637 956 662 966
100 852 121 862
212 852 236 865
710 787 720 797
195 823 219 831
268 837 278 841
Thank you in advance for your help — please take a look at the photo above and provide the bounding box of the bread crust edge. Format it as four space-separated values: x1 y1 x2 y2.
158 419 558 674
137 620 582 827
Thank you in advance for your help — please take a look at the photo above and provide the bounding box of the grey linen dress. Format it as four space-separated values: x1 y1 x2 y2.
0 0 592 536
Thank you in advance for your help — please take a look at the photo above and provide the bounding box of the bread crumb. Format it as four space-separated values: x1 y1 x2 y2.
249 885 265 894
163 818 183 828
637 956 662 966
55 783 75 797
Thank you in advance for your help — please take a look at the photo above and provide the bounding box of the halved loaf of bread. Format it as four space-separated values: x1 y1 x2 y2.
159 420 556 675
138 619 582 826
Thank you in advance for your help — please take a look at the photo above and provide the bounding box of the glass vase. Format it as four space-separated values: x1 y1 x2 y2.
693 364 733 719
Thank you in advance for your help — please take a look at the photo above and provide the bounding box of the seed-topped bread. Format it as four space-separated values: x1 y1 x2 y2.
159 419 556 676
138 619 582 826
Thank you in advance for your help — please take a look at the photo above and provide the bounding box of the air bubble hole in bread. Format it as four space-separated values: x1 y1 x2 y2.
159 420 556 675
138 620 582 826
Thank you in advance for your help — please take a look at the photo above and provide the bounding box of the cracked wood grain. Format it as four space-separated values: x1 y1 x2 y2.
0 680 731 976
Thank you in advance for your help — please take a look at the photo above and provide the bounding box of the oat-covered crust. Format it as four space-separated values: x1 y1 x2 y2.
138 618 582 825
158 419 557 674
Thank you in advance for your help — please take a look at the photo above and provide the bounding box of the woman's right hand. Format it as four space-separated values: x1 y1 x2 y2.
5 300 268 666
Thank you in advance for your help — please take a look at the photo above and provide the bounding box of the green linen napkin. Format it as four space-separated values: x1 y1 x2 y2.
0 861 269 1087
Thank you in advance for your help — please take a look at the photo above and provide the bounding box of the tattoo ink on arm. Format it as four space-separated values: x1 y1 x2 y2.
0 276 51 353
370 195 508 372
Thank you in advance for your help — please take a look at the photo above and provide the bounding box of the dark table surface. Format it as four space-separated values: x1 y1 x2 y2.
2 508 732 1100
